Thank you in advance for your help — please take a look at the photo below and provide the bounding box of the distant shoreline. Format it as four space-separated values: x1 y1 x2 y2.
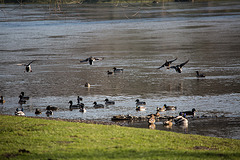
1 0 228 5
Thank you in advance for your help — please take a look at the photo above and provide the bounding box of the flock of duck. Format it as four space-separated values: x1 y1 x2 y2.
1 56 204 129
16 56 205 77
132 98 196 129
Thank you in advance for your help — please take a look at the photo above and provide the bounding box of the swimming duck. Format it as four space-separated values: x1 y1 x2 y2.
46 110 53 117
15 108 25 116
157 58 177 69
148 114 156 124
157 106 166 112
19 92 29 100
85 83 91 88
196 71 205 78
46 105 58 111
174 113 188 126
164 104 177 111
113 67 124 73
135 99 146 106
35 108 42 115
181 108 197 117
136 105 146 111
0 96 5 104
18 97 26 105
69 101 81 110
24 60 34 72
93 102 104 109
80 56 104 65
170 60 189 73
105 98 115 105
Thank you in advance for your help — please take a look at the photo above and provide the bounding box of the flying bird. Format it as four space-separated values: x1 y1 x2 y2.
80 56 104 65
23 60 35 72
157 58 177 69
17 60 35 72
170 60 189 73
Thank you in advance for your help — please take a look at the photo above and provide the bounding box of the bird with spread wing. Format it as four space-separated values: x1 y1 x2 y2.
157 58 177 69
17 60 35 72
170 60 189 73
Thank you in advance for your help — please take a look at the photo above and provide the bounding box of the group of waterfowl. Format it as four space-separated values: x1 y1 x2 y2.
2 56 202 125
147 105 197 129
19 57 205 79
133 98 196 129
157 58 205 77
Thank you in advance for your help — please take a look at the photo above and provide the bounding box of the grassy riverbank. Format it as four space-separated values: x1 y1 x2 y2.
0 115 240 160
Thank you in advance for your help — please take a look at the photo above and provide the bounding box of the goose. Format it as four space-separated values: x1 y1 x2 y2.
80 56 104 65
93 102 104 108
69 101 81 110
157 58 177 69
136 105 146 111
35 109 42 115
18 98 26 105
79 104 86 113
113 67 124 73
46 110 53 116
0 96 5 104
182 108 197 117
19 92 29 100
135 99 146 106
170 60 189 73
15 108 25 116
164 104 177 111
196 71 205 78
105 98 115 105
46 105 58 111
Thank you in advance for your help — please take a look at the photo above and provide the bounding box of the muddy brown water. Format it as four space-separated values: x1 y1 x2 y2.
0 1 240 139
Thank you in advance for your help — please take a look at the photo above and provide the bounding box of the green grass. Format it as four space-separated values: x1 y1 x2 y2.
0 115 240 160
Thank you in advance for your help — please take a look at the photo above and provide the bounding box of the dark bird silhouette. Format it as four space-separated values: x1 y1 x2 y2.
157 58 177 69
196 71 205 78
24 60 34 72
170 60 189 73
113 67 124 73
93 102 104 108
19 92 29 100
80 56 104 65
107 71 114 75
0 96 5 104
181 108 197 117
35 109 42 115
135 99 146 106
105 98 115 105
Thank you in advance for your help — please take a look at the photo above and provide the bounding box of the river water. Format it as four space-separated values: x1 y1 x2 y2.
0 1 240 139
